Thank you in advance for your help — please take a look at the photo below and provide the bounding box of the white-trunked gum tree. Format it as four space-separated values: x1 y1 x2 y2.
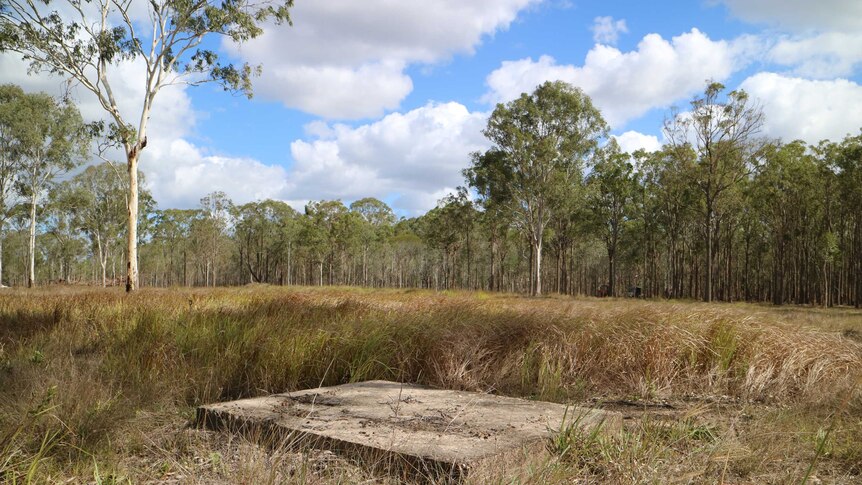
0 0 294 291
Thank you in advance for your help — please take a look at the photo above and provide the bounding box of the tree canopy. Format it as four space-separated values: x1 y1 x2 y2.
479 80 608 295
0 0 294 291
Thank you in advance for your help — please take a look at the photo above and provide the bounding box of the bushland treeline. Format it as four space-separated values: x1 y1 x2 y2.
1 81 860 306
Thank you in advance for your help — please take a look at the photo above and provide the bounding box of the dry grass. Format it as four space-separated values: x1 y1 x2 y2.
1 285 861 483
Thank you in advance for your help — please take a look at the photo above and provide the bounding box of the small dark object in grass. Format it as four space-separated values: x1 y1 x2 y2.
842 329 862 342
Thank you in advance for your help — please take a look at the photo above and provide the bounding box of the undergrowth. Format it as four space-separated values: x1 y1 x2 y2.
0 286 860 483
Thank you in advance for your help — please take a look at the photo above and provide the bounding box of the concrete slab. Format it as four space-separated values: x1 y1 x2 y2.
196 380 621 481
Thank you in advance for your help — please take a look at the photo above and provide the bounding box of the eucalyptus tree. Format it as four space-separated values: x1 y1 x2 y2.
481 81 608 295
299 202 329 286
0 0 294 291
44 186 87 282
390 221 424 289
275 202 301 285
0 84 26 286
664 82 765 302
234 199 297 285
546 152 591 295
752 143 800 304
421 189 475 289
55 163 134 286
350 197 395 286
329 203 363 285
196 191 234 286
9 91 87 287
586 141 639 297
639 146 699 298
810 142 841 307
300 200 362 285
465 149 514 291
149 208 197 286
835 132 862 307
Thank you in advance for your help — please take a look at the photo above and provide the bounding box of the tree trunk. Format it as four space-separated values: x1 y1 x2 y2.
287 241 292 285
555 247 562 294
856 224 861 308
28 192 37 288
535 236 543 296
823 260 829 308
97 234 107 287
726 225 733 302
126 151 139 292
363 246 368 286
608 249 616 297
705 206 713 302
744 230 751 301
489 236 498 291
773 239 784 305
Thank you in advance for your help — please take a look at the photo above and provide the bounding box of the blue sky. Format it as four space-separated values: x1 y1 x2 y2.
191 1 757 161
3 0 862 214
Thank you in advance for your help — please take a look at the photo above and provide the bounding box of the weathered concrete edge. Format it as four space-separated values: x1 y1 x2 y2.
194 390 624 482
195 404 473 482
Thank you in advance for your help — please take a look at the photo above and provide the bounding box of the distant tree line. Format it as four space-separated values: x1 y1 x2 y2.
0 81 860 307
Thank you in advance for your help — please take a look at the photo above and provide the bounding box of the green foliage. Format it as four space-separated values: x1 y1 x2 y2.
2 89 88 188
28 349 44 364
0 85 88 286
0 0 293 102
586 140 640 295
475 80 609 295
548 407 608 461
664 81 765 302
301 200 362 284
708 322 741 373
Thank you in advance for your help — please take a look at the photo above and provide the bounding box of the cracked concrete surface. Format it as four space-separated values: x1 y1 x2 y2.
197 380 621 480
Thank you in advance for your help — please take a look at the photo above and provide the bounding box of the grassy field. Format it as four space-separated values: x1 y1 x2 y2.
1 286 860 483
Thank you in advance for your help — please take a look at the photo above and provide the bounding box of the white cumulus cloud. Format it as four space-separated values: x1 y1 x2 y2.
715 1 862 82
259 61 413 120
141 140 290 209
740 72 862 144
484 29 746 127
717 0 862 32
228 0 539 119
613 131 662 154
286 102 490 214
767 32 862 78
